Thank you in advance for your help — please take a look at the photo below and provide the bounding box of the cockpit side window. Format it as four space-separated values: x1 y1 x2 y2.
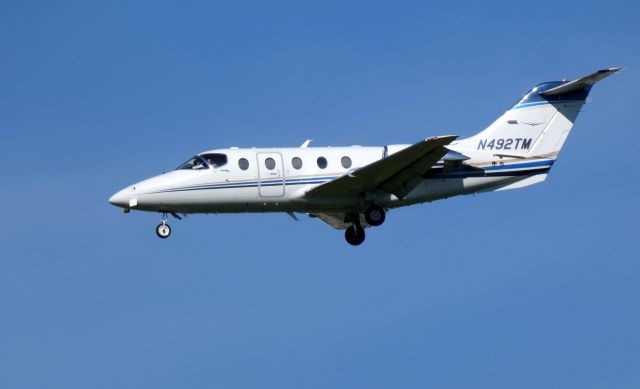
176 156 208 170
201 153 228 168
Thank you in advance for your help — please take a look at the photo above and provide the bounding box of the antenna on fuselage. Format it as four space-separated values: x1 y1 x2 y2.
300 139 313 148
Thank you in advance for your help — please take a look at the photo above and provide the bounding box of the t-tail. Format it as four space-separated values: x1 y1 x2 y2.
451 68 621 159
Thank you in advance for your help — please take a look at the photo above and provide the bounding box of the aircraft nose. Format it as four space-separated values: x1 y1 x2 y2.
108 188 130 208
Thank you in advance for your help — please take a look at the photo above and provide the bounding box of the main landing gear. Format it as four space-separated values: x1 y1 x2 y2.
344 206 386 246
364 205 385 227
345 223 366 246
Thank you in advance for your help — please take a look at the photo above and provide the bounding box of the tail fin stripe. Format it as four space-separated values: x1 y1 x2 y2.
511 99 583 110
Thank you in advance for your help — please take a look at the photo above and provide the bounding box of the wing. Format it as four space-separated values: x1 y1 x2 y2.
306 135 458 199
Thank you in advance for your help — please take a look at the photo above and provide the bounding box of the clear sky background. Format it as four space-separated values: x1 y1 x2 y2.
1 1 639 388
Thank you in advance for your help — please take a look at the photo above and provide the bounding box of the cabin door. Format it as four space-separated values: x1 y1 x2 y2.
256 152 285 197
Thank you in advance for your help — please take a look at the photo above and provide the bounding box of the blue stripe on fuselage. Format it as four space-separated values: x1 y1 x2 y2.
149 160 555 194
484 159 554 170
152 176 338 193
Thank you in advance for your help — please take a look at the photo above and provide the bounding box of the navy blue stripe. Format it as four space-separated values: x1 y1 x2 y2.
434 167 550 179
155 169 551 193
150 160 554 194
154 176 338 193
484 160 554 171
155 180 332 194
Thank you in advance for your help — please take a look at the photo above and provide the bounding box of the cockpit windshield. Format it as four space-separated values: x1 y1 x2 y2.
176 156 208 170
175 153 228 170
200 153 228 168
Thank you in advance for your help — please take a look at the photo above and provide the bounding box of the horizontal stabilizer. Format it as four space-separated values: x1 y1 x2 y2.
540 67 621 96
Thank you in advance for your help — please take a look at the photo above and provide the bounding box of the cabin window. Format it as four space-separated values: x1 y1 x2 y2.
265 157 276 170
238 158 249 170
341 156 352 169
317 157 327 169
200 153 228 168
176 156 207 170
291 157 303 169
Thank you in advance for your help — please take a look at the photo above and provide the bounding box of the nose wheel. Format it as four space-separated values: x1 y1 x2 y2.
156 222 171 238
155 213 171 239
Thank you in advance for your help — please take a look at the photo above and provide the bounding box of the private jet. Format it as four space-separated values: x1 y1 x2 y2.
109 68 620 245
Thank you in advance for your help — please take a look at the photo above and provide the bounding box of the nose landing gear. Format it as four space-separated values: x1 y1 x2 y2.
156 213 171 239
154 212 186 239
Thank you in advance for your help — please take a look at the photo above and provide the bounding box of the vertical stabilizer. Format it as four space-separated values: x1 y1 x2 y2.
452 68 621 158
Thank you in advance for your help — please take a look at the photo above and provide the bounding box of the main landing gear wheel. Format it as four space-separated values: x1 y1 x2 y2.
345 225 366 246
156 222 171 239
364 205 386 227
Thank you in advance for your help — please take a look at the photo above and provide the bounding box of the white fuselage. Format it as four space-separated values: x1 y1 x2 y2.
109 144 553 214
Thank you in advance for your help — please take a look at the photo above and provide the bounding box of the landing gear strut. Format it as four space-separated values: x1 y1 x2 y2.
345 215 366 246
156 213 171 239
364 205 386 227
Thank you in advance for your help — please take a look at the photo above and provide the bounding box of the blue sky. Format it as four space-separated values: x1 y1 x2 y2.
1 0 639 387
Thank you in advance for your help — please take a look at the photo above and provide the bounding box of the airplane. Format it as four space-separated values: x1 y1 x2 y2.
109 68 621 245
